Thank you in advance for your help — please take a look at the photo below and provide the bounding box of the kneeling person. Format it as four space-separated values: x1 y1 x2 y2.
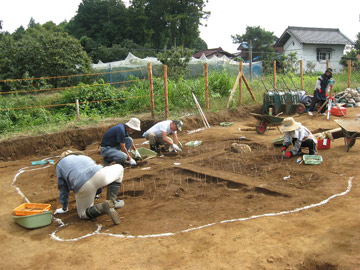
144 119 183 153
55 150 125 225
281 117 317 159
100 118 141 166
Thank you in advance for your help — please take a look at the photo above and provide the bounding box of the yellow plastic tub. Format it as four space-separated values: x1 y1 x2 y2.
13 203 51 216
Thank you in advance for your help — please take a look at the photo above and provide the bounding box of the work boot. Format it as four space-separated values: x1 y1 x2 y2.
103 157 113 166
102 200 121 225
107 182 121 201
85 200 120 225
106 182 124 209
150 144 160 154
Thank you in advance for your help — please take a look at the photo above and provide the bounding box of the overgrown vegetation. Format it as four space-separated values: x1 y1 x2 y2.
1 71 359 139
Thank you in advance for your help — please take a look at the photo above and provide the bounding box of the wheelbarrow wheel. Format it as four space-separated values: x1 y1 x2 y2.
256 120 267 134
344 133 357 152
296 103 306 114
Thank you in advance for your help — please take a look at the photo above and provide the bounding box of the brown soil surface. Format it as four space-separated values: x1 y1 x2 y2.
1 106 360 270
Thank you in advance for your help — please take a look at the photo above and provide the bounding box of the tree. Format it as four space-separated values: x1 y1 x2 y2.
0 26 92 89
144 0 209 50
66 0 128 47
231 26 277 71
157 46 194 80
340 49 360 71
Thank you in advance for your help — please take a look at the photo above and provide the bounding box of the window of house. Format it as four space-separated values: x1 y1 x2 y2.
317 49 332 61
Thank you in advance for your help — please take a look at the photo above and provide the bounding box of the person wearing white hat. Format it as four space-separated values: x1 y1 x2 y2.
100 118 141 166
281 117 317 159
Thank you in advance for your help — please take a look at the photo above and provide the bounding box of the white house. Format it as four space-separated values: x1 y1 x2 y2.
275 26 354 73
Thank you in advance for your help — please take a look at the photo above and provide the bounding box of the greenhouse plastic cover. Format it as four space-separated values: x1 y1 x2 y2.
91 52 262 82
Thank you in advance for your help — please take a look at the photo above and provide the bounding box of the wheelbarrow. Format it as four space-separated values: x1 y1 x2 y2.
334 119 360 152
250 113 284 134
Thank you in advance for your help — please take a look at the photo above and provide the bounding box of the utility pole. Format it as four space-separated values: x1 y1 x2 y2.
249 40 253 82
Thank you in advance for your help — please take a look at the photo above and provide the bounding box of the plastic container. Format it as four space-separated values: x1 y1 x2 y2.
303 155 323 165
133 147 157 160
317 139 331 149
13 211 52 229
185 140 202 147
13 203 51 216
220 122 233 127
330 106 347 116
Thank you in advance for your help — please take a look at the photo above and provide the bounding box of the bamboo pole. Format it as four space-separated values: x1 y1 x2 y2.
347 60 351 88
163 65 169 119
300 60 304 89
273 60 276 89
238 61 243 106
227 71 242 108
241 74 256 102
204 63 209 109
147 63 155 119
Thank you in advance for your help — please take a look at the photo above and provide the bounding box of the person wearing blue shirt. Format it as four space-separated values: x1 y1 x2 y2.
100 118 141 166
55 150 125 225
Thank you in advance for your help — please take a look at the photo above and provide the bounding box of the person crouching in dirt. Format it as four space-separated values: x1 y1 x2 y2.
100 118 141 166
281 117 317 159
54 150 125 225
144 119 183 153
308 68 332 116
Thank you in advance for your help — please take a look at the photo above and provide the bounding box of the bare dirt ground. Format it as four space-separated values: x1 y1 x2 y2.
0 105 359 270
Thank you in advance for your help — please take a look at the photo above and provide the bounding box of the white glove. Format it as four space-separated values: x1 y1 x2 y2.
172 144 181 152
129 158 137 166
134 150 142 159
54 207 68 214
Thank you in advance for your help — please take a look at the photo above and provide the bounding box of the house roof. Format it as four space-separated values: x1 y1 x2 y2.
193 47 235 59
275 26 354 47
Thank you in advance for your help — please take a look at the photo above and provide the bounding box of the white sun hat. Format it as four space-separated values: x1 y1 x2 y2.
125 118 141 131
281 117 301 132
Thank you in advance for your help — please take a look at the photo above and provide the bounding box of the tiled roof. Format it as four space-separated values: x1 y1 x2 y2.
275 26 354 47
193 47 235 58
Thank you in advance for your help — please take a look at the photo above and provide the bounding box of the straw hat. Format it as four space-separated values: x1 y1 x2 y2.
125 118 141 131
282 117 301 132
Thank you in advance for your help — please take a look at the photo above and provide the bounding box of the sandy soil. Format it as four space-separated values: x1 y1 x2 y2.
0 106 359 270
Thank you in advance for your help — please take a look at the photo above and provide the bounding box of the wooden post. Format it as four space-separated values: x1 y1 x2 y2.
238 61 243 106
147 63 154 119
227 72 242 108
273 60 276 89
300 60 304 89
326 60 329 70
163 65 169 119
75 99 80 120
347 60 351 88
241 74 256 102
204 63 209 109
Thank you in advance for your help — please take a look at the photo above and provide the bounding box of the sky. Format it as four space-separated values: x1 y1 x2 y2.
1 0 359 53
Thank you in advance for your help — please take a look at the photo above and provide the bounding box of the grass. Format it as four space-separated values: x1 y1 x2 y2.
0 70 359 141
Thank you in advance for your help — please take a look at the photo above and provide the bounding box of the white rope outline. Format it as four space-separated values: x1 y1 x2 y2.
12 163 353 242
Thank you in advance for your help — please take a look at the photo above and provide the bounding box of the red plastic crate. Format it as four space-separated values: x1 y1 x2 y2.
317 138 331 150
330 106 347 116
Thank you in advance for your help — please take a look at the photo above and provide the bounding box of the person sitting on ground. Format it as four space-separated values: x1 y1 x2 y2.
54 150 125 225
100 118 141 166
144 119 183 153
308 68 332 116
281 117 317 159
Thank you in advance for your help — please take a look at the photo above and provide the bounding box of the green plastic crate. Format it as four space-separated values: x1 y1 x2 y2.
13 210 52 229
303 155 323 165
